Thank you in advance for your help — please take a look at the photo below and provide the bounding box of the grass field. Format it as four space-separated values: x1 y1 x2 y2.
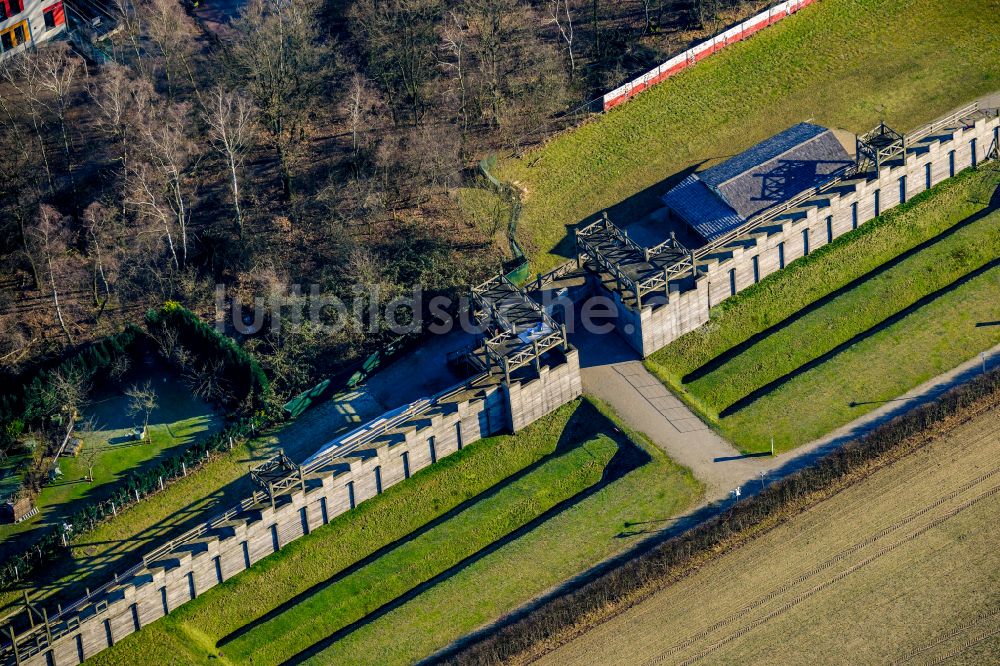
493 0 1000 272
647 168 1000 386
87 398 702 666
539 404 1000 665
718 262 1000 451
681 180 1000 417
0 373 220 560
222 430 616 664
645 167 1000 452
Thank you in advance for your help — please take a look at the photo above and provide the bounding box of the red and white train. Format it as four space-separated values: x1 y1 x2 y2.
602 0 820 111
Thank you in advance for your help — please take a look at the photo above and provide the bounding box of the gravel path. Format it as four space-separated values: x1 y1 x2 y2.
574 327 1000 502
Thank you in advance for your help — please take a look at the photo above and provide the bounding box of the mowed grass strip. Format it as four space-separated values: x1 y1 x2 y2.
684 190 1000 417
86 400 702 666
86 400 624 665
647 167 1000 387
293 399 702 666
719 262 1000 452
498 0 1000 271
222 435 617 665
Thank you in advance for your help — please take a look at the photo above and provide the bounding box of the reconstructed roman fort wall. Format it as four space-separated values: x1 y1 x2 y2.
12 350 581 666
618 114 999 357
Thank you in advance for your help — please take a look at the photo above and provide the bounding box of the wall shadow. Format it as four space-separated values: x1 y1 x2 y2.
684 185 1000 385
215 402 648 660
543 161 710 263
719 255 1000 418
421 348 1000 664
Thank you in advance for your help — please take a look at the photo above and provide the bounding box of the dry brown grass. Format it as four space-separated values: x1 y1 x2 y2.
538 406 1000 666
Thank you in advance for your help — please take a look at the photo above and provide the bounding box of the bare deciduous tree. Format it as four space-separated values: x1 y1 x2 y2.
43 366 91 421
342 72 382 154
34 43 82 194
127 161 180 271
228 0 331 200
549 0 576 78
27 205 74 344
108 351 132 381
111 0 147 74
126 380 158 434
1 52 56 193
349 0 439 125
184 359 234 405
143 0 201 99
91 66 153 219
129 102 199 270
83 202 117 316
204 87 256 233
81 447 100 482
438 11 471 140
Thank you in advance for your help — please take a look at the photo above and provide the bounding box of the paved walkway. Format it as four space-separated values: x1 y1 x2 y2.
574 327 1000 503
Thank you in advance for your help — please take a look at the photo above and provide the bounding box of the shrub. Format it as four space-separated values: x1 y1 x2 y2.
0 406 282 591
0 325 144 429
145 303 271 410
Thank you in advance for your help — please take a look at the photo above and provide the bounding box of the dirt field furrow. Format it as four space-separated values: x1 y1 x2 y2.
538 408 1000 666
650 455 1000 661
674 483 1000 665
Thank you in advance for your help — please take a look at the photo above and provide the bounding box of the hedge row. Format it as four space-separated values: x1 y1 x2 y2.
1 305 276 592
145 302 271 410
0 325 144 433
0 408 279 590
442 364 1000 665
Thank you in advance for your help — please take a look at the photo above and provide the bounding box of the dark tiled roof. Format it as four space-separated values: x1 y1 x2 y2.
661 174 744 242
662 123 853 242
715 130 853 220
701 123 829 187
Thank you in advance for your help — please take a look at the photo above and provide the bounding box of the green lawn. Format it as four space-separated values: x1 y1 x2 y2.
719 261 1000 452
683 180 1000 418
647 168 1000 387
0 388 374 617
646 168 1000 452
87 399 702 666
493 0 1000 272
224 432 616 664
0 374 221 561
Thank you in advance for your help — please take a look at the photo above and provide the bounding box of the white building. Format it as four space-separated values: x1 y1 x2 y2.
0 0 66 61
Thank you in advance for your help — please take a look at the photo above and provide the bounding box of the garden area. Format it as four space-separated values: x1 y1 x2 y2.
645 167 1000 452
84 397 703 666
0 364 221 562
0 303 273 610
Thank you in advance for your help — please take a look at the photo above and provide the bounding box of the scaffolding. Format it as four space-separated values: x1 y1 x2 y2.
856 122 906 173
0 592 74 666
575 213 695 308
469 274 569 383
249 451 305 508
